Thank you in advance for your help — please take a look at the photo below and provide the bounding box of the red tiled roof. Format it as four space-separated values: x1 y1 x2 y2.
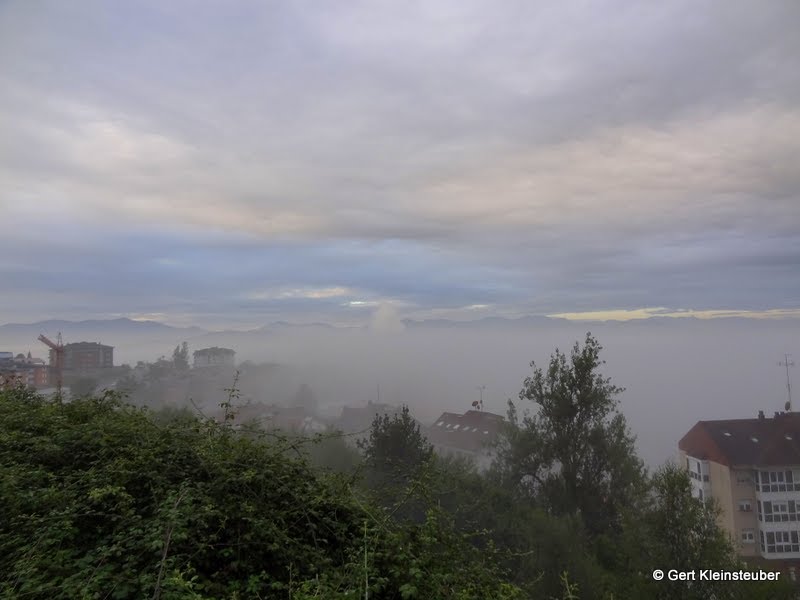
679 413 800 467
426 410 505 453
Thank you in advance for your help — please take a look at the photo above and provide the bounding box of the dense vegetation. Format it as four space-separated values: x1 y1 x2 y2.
0 334 794 598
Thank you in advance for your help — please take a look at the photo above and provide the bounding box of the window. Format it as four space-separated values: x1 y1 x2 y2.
763 530 800 553
758 470 800 492
741 529 755 543
738 500 752 512
736 472 752 485
436 421 444 427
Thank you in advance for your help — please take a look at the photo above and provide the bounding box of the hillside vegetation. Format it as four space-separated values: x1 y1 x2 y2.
1 335 793 599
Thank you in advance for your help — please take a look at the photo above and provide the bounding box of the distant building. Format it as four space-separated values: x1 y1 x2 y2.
1 351 49 388
53 342 114 372
336 401 402 434
679 411 800 581
193 347 236 368
426 409 505 469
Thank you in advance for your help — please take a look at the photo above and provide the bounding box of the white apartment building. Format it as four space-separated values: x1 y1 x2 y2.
679 410 800 580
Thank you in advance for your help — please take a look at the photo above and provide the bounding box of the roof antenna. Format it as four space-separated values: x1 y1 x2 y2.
472 385 485 411
779 354 795 412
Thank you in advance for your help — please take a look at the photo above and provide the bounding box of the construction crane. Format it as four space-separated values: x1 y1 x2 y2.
38 332 64 398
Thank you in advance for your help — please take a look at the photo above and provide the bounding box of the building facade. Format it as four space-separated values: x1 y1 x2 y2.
679 411 800 580
193 347 236 368
0 351 50 388
53 342 114 371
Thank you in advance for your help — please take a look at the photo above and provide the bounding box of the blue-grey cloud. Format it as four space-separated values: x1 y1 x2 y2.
1 0 798 325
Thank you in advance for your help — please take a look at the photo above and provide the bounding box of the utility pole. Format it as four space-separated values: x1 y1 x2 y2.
779 354 795 412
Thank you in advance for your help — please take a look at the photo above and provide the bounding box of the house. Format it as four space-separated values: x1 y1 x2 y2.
193 347 236 368
679 410 800 581
426 409 505 469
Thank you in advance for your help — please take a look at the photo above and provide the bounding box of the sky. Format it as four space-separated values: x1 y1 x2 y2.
1 0 799 329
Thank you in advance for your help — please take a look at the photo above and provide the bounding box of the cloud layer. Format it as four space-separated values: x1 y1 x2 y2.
1 0 798 325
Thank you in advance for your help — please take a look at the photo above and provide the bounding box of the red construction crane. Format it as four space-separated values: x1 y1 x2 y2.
38 332 64 397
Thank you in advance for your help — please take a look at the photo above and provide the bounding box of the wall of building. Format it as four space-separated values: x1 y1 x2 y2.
730 468 759 557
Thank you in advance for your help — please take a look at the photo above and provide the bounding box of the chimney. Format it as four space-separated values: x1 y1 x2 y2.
758 410 765 420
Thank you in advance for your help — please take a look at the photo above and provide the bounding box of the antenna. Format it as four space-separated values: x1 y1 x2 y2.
779 354 795 412
472 385 486 411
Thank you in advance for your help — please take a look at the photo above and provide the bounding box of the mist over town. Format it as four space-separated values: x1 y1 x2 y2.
1 0 799 597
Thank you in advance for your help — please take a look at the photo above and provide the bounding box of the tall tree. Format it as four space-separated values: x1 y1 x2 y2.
172 342 189 371
498 333 646 536
359 405 433 477
612 464 795 600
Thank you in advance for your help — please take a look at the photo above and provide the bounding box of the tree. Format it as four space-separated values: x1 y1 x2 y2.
612 464 795 600
0 385 521 599
358 405 433 478
172 342 189 371
357 405 434 519
498 333 646 537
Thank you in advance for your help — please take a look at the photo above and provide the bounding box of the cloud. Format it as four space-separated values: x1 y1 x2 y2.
370 304 407 334
0 0 799 324
550 308 800 322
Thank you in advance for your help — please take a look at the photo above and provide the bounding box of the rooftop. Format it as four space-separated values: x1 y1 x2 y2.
679 412 800 467
194 347 236 356
64 341 114 349
427 409 505 453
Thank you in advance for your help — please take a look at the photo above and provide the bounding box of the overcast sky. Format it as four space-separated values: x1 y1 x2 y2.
1 1 798 328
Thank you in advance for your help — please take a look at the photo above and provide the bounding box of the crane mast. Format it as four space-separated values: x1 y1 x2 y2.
38 332 64 399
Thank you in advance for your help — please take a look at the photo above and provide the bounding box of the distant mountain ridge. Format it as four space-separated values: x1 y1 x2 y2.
3 313 797 341
0 318 206 337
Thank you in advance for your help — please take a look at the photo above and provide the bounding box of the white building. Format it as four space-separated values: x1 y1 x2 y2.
679 410 800 581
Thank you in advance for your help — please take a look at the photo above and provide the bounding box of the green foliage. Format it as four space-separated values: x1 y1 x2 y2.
2 334 790 600
610 464 796 600
357 405 435 518
70 376 98 398
173 341 190 371
0 385 519 599
358 405 433 478
305 430 363 474
499 333 646 537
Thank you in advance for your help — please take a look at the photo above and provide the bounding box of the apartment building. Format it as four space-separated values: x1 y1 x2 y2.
193 347 236 368
679 411 800 578
54 342 114 372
